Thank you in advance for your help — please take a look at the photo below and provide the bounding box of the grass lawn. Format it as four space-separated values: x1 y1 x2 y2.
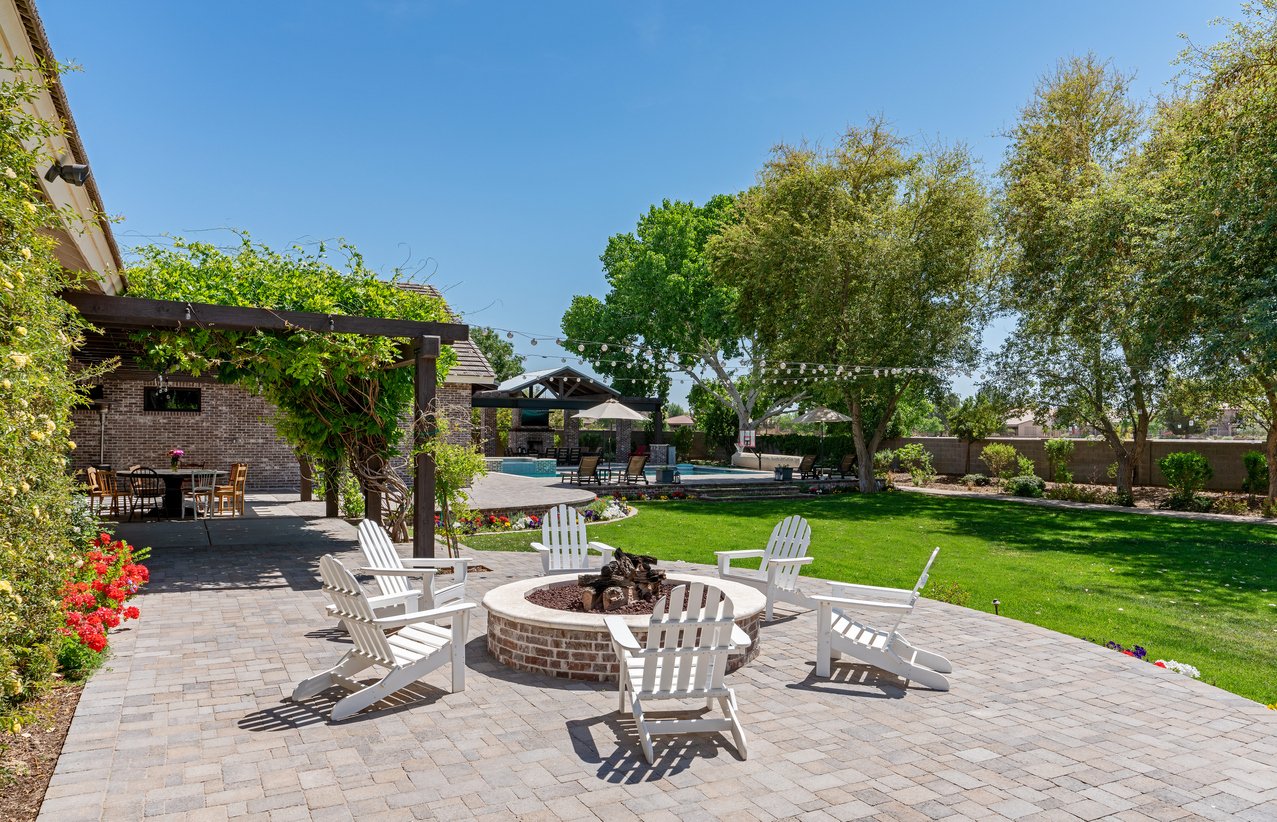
467 492 1277 704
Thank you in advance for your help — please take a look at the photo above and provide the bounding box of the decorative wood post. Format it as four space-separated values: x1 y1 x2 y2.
299 456 313 502
414 335 440 558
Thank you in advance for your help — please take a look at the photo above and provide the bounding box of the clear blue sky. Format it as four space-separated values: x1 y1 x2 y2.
44 1 1231 401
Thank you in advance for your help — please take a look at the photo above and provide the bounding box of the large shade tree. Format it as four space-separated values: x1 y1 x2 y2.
562 196 804 444
1161 1 1277 504
986 55 1175 497
710 120 992 491
127 237 457 538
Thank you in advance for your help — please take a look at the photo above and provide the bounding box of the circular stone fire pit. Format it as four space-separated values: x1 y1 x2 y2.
483 573 766 682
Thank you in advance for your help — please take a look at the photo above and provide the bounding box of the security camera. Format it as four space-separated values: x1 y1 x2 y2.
43 161 90 186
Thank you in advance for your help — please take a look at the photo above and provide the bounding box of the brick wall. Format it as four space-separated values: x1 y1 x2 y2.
70 379 300 490
884 436 1267 492
71 378 481 492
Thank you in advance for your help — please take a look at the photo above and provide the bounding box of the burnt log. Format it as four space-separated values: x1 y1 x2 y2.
577 547 666 611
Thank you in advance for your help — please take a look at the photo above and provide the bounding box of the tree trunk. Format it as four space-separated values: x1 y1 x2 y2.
1262 380 1277 506
850 398 877 493
963 440 972 475
322 457 340 518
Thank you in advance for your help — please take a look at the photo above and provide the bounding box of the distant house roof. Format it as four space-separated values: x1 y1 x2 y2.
393 282 496 387
1005 414 1036 428
666 414 695 426
492 366 621 400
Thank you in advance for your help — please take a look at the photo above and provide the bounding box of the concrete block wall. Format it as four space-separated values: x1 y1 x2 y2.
883 436 1266 492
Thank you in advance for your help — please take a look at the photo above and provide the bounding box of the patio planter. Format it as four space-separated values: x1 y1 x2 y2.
774 466 793 482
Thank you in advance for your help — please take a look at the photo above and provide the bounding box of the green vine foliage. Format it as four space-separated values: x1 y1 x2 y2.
0 60 94 724
125 238 458 478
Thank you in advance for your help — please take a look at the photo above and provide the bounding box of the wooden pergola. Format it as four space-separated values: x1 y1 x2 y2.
64 291 469 558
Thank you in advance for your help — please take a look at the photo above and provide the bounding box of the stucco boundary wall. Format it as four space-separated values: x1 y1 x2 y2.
883 436 1265 493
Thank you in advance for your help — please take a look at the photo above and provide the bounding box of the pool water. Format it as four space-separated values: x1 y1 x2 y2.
487 459 755 479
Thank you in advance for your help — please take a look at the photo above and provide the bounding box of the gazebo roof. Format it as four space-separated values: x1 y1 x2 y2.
492 366 621 400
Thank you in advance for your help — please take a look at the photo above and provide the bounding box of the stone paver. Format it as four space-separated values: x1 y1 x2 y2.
41 495 1277 821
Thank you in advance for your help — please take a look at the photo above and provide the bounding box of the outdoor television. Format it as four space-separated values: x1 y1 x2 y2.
520 409 551 428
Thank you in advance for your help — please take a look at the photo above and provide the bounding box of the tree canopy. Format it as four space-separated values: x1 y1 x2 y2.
562 196 804 439
471 326 525 382
710 119 992 490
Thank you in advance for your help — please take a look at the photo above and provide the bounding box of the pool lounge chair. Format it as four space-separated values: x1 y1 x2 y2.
823 453 857 479
621 454 649 484
563 454 605 485
796 454 819 480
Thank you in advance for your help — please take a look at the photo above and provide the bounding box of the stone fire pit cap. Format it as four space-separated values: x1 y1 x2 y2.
482 571 767 630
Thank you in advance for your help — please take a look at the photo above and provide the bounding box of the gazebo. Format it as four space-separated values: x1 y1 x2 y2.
472 366 659 461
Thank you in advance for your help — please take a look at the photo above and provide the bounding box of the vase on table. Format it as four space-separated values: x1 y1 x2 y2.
171 457 180 470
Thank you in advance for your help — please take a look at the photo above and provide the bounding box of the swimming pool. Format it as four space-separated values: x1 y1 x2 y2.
486 459 755 479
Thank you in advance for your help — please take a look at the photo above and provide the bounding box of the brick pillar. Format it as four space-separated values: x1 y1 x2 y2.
481 407 499 456
615 420 633 463
565 413 580 449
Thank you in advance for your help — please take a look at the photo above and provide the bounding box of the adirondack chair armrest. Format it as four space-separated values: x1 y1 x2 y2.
811 594 913 611
828 582 912 599
374 601 476 629
730 624 753 650
587 541 615 556
400 557 472 568
530 542 551 554
716 548 765 574
603 615 641 651
357 566 438 580
767 557 813 566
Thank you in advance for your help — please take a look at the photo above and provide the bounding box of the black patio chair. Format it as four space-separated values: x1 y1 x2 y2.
127 467 165 521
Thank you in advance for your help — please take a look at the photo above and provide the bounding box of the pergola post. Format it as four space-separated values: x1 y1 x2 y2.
414 335 440 558
298 456 313 502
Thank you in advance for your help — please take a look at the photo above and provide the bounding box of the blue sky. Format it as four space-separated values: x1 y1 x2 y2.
45 1 1230 401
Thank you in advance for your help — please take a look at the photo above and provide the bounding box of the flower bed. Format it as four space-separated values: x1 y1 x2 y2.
443 498 634 535
1097 640 1200 680
58 533 149 676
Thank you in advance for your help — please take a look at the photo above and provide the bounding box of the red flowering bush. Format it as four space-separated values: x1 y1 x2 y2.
60 533 150 655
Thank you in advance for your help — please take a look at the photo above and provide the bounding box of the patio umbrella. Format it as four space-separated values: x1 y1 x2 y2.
794 406 852 458
574 399 651 421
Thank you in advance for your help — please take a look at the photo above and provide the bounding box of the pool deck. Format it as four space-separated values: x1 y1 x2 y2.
465 467 776 512
39 494 1277 821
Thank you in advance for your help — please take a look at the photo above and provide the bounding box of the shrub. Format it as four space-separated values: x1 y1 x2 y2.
1016 454 1037 477
0 60 95 726
1211 495 1250 516
925 581 971 607
895 443 935 487
1242 450 1268 498
1044 438 1075 483
56 635 102 682
1158 451 1213 506
979 443 1020 480
339 471 365 519
872 449 895 479
1005 475 1045 498
960 473 989 488
1046 483 1110 504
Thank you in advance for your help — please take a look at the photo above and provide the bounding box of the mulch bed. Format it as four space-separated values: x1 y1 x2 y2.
527 581 681 615
0 684 84 822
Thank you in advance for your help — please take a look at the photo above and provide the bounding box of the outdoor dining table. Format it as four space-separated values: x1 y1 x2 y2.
118 469 226 519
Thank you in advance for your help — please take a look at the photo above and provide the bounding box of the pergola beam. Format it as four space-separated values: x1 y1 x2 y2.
63 292 469 343
471 395 661 412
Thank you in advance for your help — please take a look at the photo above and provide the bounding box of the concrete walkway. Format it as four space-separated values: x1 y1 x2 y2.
41 496 1277 821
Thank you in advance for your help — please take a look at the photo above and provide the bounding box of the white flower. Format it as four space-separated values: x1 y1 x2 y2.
1156 660 1200 679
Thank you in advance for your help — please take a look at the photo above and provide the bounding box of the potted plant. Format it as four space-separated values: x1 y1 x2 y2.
168 448 184 469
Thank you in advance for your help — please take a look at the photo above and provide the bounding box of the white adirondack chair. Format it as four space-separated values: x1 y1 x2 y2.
531 503 609 575
338 519 468 620
604 581 750 764
813 547 952 691
715 515 813 620
293 555 475 721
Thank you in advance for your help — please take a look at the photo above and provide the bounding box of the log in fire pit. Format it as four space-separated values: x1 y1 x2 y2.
577 547 667 612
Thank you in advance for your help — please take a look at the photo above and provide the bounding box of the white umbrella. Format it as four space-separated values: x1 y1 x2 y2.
574 399 650 421
794 407 852 457
794 407 852 424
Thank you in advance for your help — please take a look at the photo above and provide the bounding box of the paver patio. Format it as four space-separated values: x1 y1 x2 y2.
39 495 1277 821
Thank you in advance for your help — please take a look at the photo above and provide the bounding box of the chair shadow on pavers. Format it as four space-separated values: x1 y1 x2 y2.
239 682 450 732
566 714 734 784
785 661 909 699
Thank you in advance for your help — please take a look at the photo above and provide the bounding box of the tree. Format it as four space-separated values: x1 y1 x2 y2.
127 237 457 539
689 383 739 460
418 427 487 558
561 196 805 446
471 326 525 382
1161 1 1277 504
947 390 1008 474
988 54 1175 498
710 120 992 491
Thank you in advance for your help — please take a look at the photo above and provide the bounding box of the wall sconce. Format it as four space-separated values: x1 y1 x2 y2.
43 161 91 186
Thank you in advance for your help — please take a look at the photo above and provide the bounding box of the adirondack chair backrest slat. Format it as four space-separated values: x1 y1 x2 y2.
638 583 735 695
319 555 396 666
757 515 812 591
541 504 590 571
836 547 941 636
358 519 412 598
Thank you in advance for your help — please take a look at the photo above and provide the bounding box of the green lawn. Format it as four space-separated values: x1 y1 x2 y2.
467 493 1277 704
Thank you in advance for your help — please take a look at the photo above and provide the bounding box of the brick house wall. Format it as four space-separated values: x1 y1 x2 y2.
71 377 482 491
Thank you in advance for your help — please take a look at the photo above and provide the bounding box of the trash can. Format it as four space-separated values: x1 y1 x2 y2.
774 466 793 482
655 466 677 484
